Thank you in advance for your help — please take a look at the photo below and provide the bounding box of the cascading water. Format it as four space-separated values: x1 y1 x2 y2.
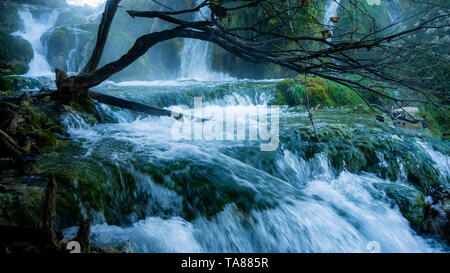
178 0 232 81
11 0 446 253
324 0 342 30
65 27 92 73
56 80 449 253
386 0 403 24
15 9 59 77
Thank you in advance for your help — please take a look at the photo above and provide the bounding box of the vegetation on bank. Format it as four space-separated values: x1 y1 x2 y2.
0 84 449 250
0 89 133 252
0 2 33 75
275 75 400 108
275 75 449 139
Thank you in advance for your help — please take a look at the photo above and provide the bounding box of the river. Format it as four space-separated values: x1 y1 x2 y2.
54 79 449 253
11 1 449 253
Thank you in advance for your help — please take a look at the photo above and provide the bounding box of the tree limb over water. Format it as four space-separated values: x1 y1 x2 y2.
56 0 449 126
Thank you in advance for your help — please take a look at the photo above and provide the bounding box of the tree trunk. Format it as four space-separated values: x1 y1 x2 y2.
42 176 59 251
89 91 182 118
81 0 121 73
74 218 91 253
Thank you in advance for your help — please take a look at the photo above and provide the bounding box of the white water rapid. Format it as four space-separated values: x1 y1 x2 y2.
58 80 449 253
15 9 59 77
178 0 232 81
324 0 342 28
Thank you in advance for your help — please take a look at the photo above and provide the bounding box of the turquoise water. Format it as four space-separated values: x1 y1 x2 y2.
55 79 449 252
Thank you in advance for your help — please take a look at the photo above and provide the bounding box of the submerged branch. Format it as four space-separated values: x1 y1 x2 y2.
88 90 182 118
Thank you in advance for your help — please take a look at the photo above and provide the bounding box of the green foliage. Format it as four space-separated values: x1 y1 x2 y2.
418 104 450 138
335 0 390 40
275 76 366 107
0 3 22 33
210 0 326 79
0 76 42 91
0 30 33 75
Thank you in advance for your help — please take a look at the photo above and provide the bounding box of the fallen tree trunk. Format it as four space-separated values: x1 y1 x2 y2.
42 176 59 251
88 90 183 119
0 91 55 102
0 128 25 156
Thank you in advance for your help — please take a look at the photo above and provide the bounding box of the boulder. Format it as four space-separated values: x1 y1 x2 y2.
421 188 450 241
0 2 35 75
0 75 43 91
373 182 427 230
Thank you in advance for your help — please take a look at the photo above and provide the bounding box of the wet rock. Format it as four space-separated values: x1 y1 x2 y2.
42 27 76 70
421 188 450 241
0 3 33 75
0 176 45 228
373 183 427 229
0 76 43 91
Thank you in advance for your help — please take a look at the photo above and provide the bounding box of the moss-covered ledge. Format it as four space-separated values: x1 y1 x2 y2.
0 89 102 231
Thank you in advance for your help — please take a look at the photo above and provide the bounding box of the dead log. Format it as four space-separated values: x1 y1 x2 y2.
42 176 59 251
73 218 91 253
0 128 25 156
0 91 55 102
88 90 182 118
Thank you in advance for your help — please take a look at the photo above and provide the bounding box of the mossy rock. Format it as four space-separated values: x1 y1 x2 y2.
284 125 448 193
0 30 33 76
42 27 74 70
275 78 302 106
275 76 366 107
0 3 34 75
0 76 42 91
373 183 427 229
0 178 45 229
0 3 22 33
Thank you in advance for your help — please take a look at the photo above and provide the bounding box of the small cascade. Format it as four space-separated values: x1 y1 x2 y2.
65 28 91 73
15 9 59 77
55 80 449 253
386 0 403 24
178 0 232 81
417 141 450 183
323 0 342 34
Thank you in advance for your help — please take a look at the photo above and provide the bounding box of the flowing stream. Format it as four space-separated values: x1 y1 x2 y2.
13 1 449 253
178 0 231 81
324 0 342 28
55 79 449 253
15 9 59 77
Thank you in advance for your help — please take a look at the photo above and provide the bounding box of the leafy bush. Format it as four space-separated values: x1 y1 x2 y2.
276 76 366 107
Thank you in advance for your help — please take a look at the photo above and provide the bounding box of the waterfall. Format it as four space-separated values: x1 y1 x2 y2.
15 9 59 77
57 80 448 252
324 0 342 30
386 0 403 24
178 0 232 81
66 28 81 73
66 28 91 73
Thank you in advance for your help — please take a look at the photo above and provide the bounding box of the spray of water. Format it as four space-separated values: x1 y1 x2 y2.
178 0 233 81
15 9 59 77
324 0 342 28
60 81 448 253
